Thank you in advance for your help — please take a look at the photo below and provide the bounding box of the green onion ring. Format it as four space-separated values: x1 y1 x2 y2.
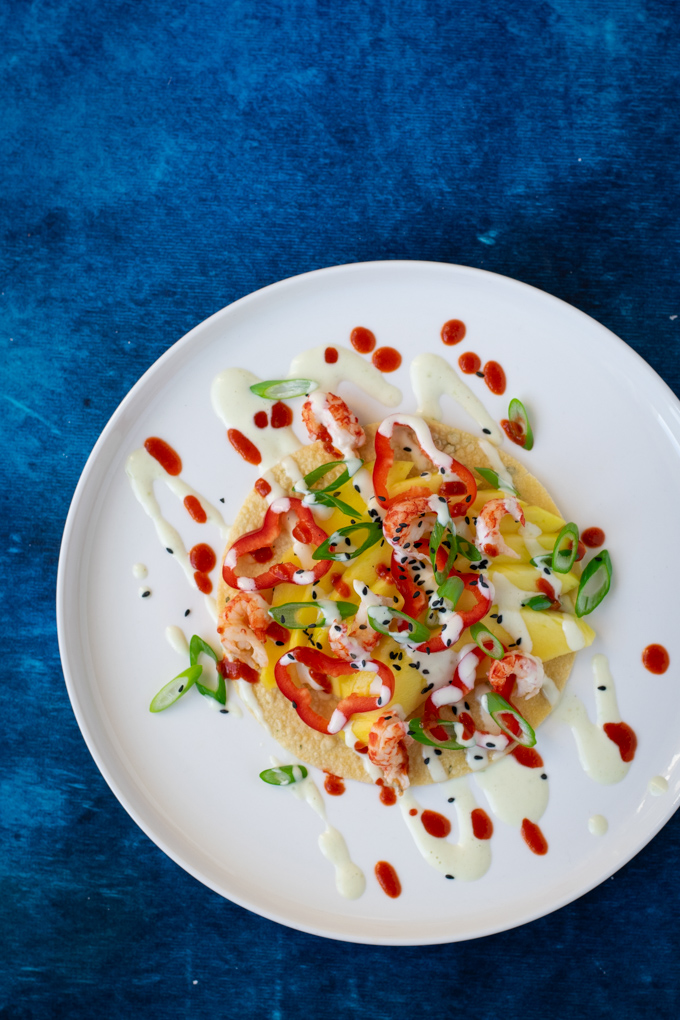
551 522 579 574
469 622 504 660
367 606 431 645
475 467 519 496
268 601 357 630
312 521 383 562
508 398 534 451
575 550 612 618
149 665 203 713
482 691 536 747
407 717 467 750
250 379 318 399
259 765 309 786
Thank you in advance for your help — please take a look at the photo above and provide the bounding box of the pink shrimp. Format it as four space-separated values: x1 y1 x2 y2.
217 591 271 671
328 582 391 661
474 496 525 559
301 391 365 457
368 713 411 793
488 651 545 700
383 493 450 563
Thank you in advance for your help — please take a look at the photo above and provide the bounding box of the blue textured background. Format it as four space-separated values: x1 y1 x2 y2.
2 0 680 1016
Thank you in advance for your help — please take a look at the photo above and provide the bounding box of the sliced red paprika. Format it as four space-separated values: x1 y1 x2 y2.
274 647 395 734
416 572 493 653
222 498 332 590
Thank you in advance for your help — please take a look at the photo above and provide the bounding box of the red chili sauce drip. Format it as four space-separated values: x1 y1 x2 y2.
582 527 605 548
324 346 338 363
375 563 393 584
471 808 494 841
330 572 352 598
227 428 261 465
144 437 182 475
536 577 560 608
484 361 506 395
642 644 670 675
603 722 637 762
458 351 481 374
521 818 548 855
372 347 402 373
441 319 466 346
183 495 207 523
421 810 451 839
190 544 216 573
254 477 272 499
501 418 525 447
375 861 402 898
512 746 544 769
253 410 268 429
218 659 259 683
350 326 376 354
251 546 273 563
292 521 313 544
324 773 345 796
379 786 397 806
194 571 212 594
271 401 293 429
353 742 368 754
576 540 586 562
409 808 418 817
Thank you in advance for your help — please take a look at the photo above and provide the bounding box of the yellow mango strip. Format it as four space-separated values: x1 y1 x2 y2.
493 562 579 595
388 470 439 499
483 609 594 662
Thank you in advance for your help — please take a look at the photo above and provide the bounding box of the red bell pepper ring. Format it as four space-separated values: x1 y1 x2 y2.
274 647 396 735
222 497 332 591
421 645 485 741
372 417 477 515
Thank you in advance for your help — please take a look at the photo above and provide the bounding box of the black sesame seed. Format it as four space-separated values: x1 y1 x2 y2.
422 669 430 676
378 495 386 501
220 497 225 503
178 685 184 692
219 708 228 713
434 749 442 756
424 757 430 764
541 773 548 780
448 797 455 802
597 685 607 691
184 609 191 617
482 428 491 435
465 516 470 525
497 615 503 624
445 874 454 880
275 640 285 647
393 596 399 603
292 701 297 709
141 590 151 598
474 755 483 760
475 371 484 378
516 637 522 645
464 701 470 710
465 495 472 503
394 664 402 671
166 548 173 554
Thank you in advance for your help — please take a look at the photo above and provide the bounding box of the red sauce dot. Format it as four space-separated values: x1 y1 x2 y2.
409 808 418 816
441 319 466 346
144 437 182 475
292 521 313 544
324 347 339 364
603 721 637 762
372 347 402 373
582 527 605 548
642 644 670 674
512 746 544 769
354 742 368 754
330 572 352 598
576 540 586 561
375 861 401 898
194 571 213 594
227 429 261 465
421 809 451 839
271 401 293 429
253 411 268 429
183 495 207 523
501 418 526 447
521 818 548 855
458 351 481 374
324 773 345 796
189 543 216 573
471 808 493 840
350 326 376 354
251 546 273 563
484 361 506 395
375 563 393 583
254 478 272 498
379 786 397 806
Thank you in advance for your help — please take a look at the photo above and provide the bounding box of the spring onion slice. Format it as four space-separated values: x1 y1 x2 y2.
367 606 431 645
312 521 383 562
437 575 464 607
530 552 553 570
481 691 536 747
250 378 318 400
575 550 612 618
456 537 483 562
268 601 357 629
475 467 519 497
189 635 220 666
429 519 458 586
407 717 466 750
259 765 309 786
307 491 362 518
299 458 363 492
522 594 553 612
508 398 534 451
552 522 579 574
149 665 203 713
196 674 227 705
469 622 504 660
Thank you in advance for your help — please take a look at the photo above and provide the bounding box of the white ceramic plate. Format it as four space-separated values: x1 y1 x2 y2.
57 261 680 945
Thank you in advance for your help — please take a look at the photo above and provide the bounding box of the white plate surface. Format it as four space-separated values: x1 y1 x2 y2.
57 261 680 944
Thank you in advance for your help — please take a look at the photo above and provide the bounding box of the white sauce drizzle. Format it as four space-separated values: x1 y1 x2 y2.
554 654 632 785
411 353 503 444
475 753 548 828
165 625 189 657
649 776 668 796
271 756 365 899
211 368 301 471
588 814 608 836
489 571 533 652
399 778 492 881
289 346 401 406
132 562 148 579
